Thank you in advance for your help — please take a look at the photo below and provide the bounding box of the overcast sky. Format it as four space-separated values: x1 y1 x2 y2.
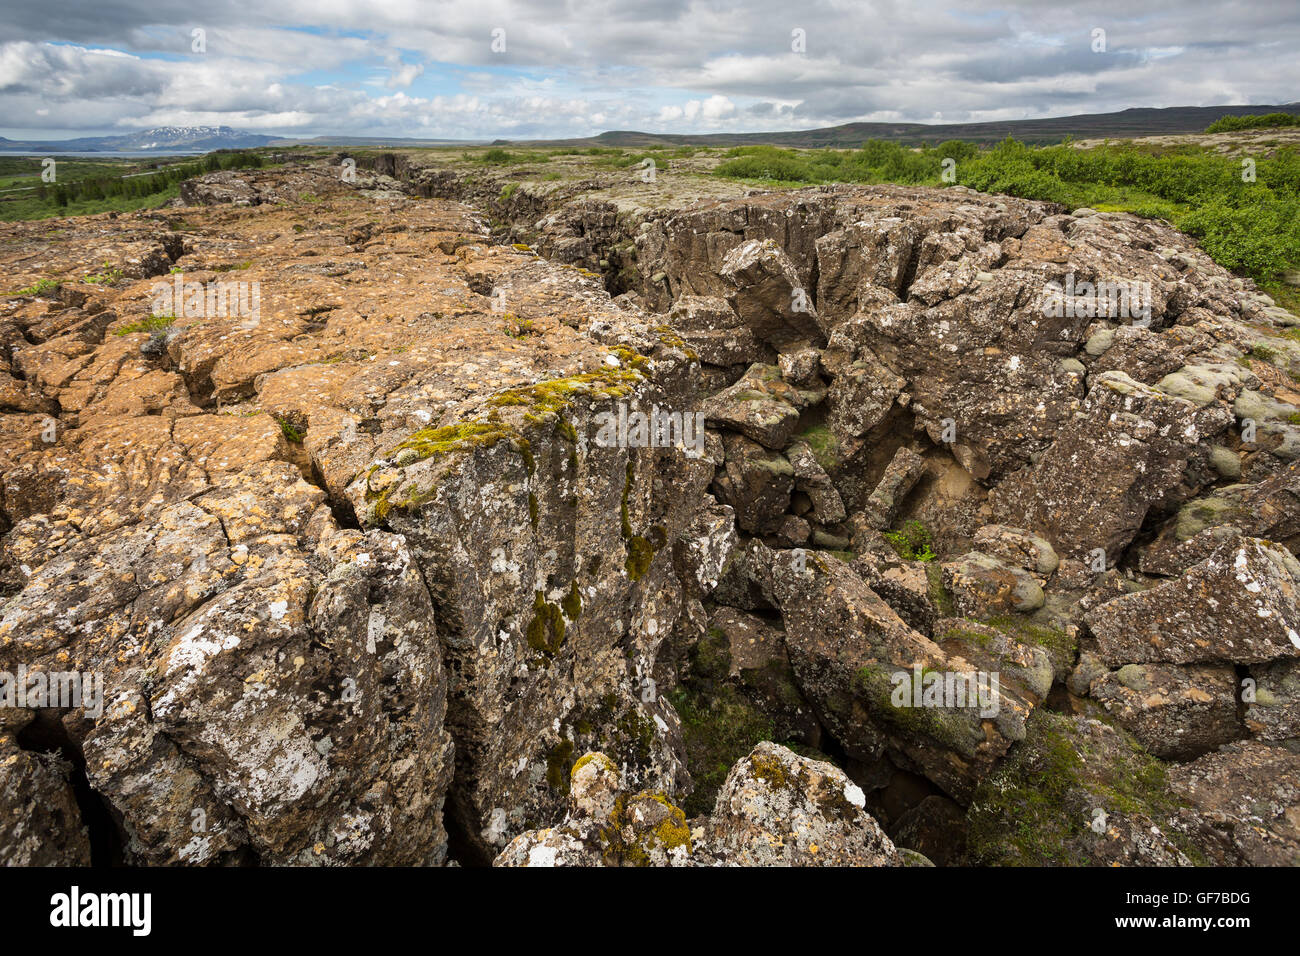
2 1 1297 140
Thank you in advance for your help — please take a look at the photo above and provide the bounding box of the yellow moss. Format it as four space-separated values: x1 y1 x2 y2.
487 368 643 421
643 794 692 853
570 752 614 781
391 421 511 461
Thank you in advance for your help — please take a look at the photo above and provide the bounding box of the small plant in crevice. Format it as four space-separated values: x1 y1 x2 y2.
9 277 60 296
884 519 937 562
82 262 123 285
278 418 305 443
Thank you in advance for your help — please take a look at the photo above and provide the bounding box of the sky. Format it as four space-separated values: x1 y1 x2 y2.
2 0 1298 141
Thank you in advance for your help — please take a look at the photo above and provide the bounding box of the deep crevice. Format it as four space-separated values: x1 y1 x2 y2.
16 711 125 866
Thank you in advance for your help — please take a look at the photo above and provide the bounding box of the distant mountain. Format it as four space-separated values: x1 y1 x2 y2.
509 103 1300 149
268 135 485 147
0 125 277 152
2 103 1297 155
0 127 483 153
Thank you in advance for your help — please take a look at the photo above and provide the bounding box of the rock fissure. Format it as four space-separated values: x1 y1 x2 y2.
2 156 1299 866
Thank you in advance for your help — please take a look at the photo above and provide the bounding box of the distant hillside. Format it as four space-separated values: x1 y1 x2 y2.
5 103 1298 154
0 125 278 152
0 127 482 153
507 103 1300 149
268 135 485 147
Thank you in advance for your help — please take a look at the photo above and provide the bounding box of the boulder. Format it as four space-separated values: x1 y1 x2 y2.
1085 538 1300 666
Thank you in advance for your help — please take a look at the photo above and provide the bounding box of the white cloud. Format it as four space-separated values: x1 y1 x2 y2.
0 1 1296 140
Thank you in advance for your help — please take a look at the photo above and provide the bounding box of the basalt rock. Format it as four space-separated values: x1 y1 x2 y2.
1084 663 1243 759
991 371 1230 563
1084 538 1300 666
495 743 902 867
718 240 824 351
1166 741 1300 866
4 161 1299 868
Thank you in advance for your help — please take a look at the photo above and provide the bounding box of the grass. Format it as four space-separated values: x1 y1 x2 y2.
1260 280 1300 316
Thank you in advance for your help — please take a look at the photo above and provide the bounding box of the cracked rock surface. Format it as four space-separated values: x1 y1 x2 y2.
3 156 1299 866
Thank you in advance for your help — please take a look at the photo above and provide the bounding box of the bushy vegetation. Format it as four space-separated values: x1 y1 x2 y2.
959 138 1300 280
713 137 1300 281
0 151 267 221
478 147 550 165
1205 112 1300 134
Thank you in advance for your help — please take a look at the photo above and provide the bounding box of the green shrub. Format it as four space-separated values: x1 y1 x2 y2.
1206 112 1300 134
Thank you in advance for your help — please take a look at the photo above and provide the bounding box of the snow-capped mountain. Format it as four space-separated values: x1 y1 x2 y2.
0 126 278 152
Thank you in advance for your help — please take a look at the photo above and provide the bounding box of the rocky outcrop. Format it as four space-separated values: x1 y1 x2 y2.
3 159 1299 868
494 743 904 866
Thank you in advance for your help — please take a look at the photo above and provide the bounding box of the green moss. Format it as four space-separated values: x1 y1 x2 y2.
546 739 576 793
982 614 1077 674
967 710 1205 866
561 579 582 619
693 627 732 682
618 459 661 581
526 589 567 657
853 662 984 756
610 346 650 374
571 752 612 780
501 312 536 338
746 750 796 790
643 794 692 853
926 563 956 616
797 425 840 473
391 421 512 462
651 325 691 355
668 682 775 817
488 368 643 422
516 438 535 476
527 491 539 527
114 313 175 336
596 790 693 865
625 534 656 581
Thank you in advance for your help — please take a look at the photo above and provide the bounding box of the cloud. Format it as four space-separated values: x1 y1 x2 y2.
1 1 1297 139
